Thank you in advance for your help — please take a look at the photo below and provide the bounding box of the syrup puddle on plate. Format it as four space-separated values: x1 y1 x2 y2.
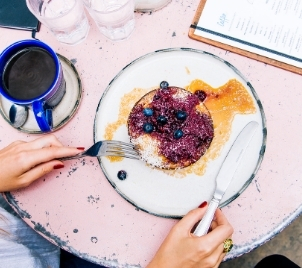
104 78 256 178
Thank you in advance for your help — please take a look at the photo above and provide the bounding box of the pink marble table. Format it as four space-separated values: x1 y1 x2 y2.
1 1 302 267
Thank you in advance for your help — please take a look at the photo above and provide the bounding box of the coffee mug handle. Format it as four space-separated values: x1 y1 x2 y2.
32 101 53 132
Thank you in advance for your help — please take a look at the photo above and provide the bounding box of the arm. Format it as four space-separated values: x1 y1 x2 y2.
0 135 83 192
147 205 233 268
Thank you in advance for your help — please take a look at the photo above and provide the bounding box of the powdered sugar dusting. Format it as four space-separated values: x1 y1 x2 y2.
172 89 190 99
131 135 165 168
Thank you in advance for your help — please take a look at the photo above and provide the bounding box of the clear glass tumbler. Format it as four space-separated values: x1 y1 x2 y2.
26 0 90 45
82 0 135 41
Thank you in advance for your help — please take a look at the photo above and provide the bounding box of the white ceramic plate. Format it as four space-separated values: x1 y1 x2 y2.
0 54 82 134
94 48 266 218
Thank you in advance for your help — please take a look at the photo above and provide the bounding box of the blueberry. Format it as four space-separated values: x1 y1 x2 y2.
143 122 154 133
153 94 160 100
160 81 169 89
176 110 187 120
195 90 207 102
143 108 153 117
174 129 183 139
157 115 168 125
117 170 127 180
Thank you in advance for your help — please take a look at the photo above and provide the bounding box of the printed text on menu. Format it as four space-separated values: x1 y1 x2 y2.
194 0 302 68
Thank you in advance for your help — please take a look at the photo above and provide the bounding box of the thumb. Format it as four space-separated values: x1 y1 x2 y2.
177 204 208 231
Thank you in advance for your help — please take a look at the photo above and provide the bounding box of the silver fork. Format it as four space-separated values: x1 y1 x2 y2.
58 140 140 161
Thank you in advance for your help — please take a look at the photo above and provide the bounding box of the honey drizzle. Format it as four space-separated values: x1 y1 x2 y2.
104 87 151 162
104 79 256 177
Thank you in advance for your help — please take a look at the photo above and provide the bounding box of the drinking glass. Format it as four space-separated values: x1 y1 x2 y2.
26 0 90 45
82 0 135 41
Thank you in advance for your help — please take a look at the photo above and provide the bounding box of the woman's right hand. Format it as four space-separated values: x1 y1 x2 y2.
0 135 83 192
147 204 234 268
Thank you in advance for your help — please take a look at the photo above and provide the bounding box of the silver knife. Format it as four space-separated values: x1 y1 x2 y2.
193 121 259 236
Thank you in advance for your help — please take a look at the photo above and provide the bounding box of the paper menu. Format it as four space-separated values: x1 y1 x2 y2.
191 0 302 71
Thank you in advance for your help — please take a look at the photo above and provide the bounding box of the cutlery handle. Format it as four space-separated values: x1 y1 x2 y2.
193 198 219 237
58 154 86 161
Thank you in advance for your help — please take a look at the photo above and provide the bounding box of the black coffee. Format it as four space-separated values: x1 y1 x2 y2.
2 47 56 100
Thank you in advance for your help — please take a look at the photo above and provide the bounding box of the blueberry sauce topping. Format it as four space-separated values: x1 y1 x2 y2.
143 108 153 117
128 86 214 167
117 170 127 180
143 122 154 133
160 81 169 89
174 129 183 139
157 115 168 125
194 90 207 102
175 110 187 120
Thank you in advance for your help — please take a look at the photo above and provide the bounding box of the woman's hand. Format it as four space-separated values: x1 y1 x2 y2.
0 135 83 192
147 205 233 268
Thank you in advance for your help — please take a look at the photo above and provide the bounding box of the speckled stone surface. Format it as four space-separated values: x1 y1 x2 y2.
0 0 302 267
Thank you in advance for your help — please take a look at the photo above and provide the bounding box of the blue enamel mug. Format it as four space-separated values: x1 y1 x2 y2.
0 39 66 132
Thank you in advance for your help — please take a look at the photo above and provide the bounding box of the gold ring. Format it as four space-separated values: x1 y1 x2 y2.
223 238 233 253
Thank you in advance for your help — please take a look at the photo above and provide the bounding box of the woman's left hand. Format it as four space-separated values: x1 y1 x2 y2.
0 135 83 192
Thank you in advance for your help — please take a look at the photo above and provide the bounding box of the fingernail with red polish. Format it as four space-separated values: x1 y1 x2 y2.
198 201 207 208
77 147 85 150
54 164 64 169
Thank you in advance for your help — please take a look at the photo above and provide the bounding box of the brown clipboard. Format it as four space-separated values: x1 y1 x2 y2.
188 0 302 75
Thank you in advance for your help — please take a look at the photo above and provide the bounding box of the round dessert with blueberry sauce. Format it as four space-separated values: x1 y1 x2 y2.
127 81 214 169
